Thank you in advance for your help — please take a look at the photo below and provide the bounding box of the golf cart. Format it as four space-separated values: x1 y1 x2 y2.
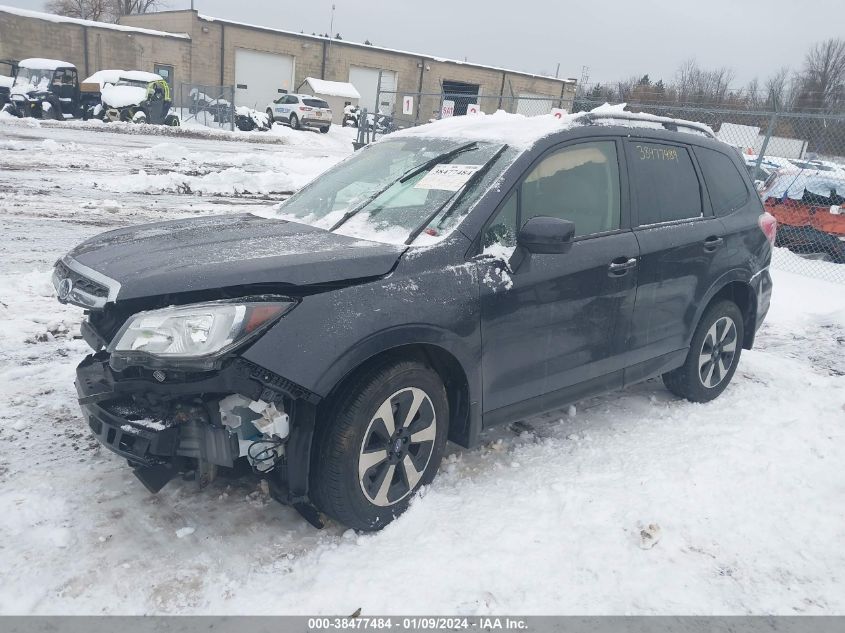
2 58 83 120
101 71 179 126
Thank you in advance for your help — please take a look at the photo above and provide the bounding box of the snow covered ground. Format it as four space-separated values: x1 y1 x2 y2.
0 119 843 615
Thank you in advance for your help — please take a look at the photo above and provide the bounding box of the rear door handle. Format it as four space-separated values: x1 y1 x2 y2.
608 257 637 276
703 236 724 252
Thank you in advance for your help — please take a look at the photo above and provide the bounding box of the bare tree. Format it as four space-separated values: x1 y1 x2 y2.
46 0 110 21
796 38 845 112
764 67 792 111
110 0 163 19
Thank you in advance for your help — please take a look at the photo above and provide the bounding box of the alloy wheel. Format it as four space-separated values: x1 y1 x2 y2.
358 387 437 507
698 316 738 388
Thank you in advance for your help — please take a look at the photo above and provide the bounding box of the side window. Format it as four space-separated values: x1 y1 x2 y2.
483 193 518 248
520 141 620 237
695 146 749 216
629 142 702 225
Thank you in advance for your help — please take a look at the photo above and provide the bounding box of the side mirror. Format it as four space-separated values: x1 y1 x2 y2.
517 216 575 254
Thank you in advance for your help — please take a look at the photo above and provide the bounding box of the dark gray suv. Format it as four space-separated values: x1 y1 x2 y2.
55 111 775 530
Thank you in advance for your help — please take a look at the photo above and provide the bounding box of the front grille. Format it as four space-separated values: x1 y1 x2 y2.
55 260 108 298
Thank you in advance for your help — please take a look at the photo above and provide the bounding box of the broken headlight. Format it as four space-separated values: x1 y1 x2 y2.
109 299 294 365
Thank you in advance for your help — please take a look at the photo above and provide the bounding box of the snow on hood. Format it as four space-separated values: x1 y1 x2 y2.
0 75 12 89
389 103 716 150
18 58 74 71
101 84 148 108
305 77 360 99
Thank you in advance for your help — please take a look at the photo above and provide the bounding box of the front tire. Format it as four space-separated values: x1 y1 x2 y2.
663 300 744 402
265 109 274 126
311 360 449 531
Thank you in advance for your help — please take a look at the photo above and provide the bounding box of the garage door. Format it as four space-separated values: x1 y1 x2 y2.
517 92 554 116
235 48 294 110
349 66 397 114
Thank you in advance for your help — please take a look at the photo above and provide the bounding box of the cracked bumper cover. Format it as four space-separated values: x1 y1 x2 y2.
75 353 320 504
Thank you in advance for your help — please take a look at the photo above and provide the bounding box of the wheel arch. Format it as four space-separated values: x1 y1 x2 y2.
695 273 758 350
314 331 479 449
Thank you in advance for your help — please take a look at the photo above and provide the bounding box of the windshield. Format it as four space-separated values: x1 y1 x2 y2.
116 79 148 89
275 138 516 245
12 67 54 91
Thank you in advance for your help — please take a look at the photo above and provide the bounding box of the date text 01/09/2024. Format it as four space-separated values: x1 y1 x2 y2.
306 617 529 630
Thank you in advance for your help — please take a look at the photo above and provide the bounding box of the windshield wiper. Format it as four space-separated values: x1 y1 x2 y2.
328 141 478 232
404 144 508 246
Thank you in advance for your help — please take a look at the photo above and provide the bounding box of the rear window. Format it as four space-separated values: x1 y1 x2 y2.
303 98 329 108
696 147 749 216
628 142 702 225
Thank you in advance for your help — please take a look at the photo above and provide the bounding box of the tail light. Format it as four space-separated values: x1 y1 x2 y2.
758 212 777 247
299 106 312 111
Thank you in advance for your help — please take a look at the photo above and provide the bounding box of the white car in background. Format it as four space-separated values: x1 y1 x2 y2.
265 93 332 133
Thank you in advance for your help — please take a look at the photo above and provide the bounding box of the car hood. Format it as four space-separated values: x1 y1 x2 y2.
66 213 406 302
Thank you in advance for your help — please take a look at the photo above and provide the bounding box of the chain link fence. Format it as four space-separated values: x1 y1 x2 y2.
176 83 235 131
373 86 845 283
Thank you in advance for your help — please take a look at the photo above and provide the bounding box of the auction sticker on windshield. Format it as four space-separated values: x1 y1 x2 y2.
414 164 483 191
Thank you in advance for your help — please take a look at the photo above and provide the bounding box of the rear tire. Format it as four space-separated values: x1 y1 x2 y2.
310 359 449 531
663 300 744 403
289 113 300 130
320 125 330 134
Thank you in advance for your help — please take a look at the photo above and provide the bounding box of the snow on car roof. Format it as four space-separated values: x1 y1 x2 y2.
120 71 164 83
763 169 845 201
82 69 124 87
0 4 190 39
18 58 75 71
389 103 717 150
304 77 361 100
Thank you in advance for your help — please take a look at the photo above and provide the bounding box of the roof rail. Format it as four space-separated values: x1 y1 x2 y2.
577 111 716 139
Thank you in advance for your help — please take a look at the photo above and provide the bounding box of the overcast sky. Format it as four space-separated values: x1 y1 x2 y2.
7 0 844 87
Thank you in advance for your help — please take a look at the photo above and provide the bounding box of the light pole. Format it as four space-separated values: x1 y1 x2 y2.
329 4 335 38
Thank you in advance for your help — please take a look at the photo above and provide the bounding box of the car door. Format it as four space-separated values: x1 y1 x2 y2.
622 138 725 382
477 138 640 424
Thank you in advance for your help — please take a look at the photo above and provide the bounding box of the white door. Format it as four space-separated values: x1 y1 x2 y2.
348 66 397 115
235 48 294 110
516 92 554 116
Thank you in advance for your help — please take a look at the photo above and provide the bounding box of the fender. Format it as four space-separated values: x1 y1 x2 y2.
689 267 758 348
312 323 482 447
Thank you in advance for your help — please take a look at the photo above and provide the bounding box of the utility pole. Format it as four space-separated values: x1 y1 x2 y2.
555 62 560 78
329 4 335 38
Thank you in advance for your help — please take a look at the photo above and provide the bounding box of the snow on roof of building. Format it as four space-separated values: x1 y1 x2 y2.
18 58 75 70
0 5 190 39
389 103 717 150
197 13 574 83
304 77 360 100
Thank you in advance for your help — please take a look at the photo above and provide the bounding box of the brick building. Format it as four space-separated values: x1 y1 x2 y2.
0 5 576 122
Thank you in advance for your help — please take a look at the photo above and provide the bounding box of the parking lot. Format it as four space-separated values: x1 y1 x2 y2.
0 118 844 615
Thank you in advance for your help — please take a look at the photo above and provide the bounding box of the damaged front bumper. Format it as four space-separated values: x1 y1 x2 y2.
75 353 321 517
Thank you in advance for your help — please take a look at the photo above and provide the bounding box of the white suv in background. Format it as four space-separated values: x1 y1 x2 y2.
266 93 332 133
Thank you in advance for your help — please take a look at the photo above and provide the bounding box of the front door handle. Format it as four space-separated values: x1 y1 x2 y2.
608 257 637 277
703 236 724 252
